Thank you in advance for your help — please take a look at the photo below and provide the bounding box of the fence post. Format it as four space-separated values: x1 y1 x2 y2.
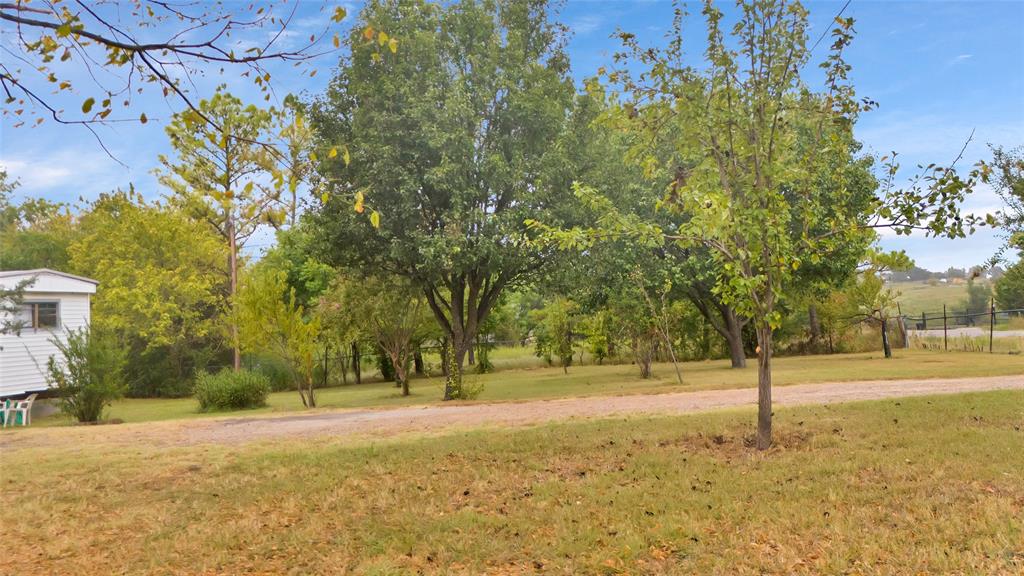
990 298 995 354
943 305 948 351
921 311 926 330
896 302 908 348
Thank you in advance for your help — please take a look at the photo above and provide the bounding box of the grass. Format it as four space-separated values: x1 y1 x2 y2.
911 334 1024 354
2 390 1022 574
27 348 1024 426
889 280 987 318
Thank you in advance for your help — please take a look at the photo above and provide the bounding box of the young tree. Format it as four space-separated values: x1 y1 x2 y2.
44 325 127 423
310 0 577 399
158 91 282 371
540 1 984 449
531 297 577 374
235 266 321 408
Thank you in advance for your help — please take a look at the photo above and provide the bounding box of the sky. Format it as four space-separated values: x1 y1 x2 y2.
2 0 1023 270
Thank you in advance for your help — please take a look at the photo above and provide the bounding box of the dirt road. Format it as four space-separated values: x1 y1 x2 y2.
2 374 1021 452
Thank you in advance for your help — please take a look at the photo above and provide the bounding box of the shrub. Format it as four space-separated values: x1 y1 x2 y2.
44 326 127 423
194 369 270 412
247 353 293 392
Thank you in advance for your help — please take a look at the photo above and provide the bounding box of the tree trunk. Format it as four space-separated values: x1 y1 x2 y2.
414 349 425 376
351 341 361 384
442 341 466 400
467 344 475 366
807 303 821 347
723 308 747 368
228 215 241 371
755 325 773 451
391 352 410 397
881 317 892 358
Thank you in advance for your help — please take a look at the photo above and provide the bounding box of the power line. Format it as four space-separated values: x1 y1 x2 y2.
808 0 852 55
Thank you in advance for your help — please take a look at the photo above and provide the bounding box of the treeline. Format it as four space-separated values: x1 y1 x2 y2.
4 0 1019 448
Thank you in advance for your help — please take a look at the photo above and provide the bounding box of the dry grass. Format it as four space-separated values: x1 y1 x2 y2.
2 390 1022 575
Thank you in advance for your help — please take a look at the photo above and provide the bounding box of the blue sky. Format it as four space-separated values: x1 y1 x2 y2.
2 0 1022 269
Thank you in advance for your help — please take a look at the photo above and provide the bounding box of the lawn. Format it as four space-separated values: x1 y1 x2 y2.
889 280 984 318
27 349 1024 426
2 390 1021 575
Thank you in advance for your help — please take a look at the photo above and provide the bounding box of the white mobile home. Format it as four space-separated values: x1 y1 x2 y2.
0 269 98 397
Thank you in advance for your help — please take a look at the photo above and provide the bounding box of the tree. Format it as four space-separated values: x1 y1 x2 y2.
44 325 127 423
986 145 1024 262
530 297 577 373
310 0 576 399
1 1 353 152
158 90 282 371
615 1 984 449
235 266 321 407
68 190 226 396
996 260 1024 311
0 172 77 270
540 0 984 449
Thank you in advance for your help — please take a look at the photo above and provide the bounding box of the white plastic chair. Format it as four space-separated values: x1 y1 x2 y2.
4 393 37 427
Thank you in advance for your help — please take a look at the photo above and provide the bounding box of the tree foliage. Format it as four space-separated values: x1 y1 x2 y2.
235 265 321 407
69 190 226 396
310 0 577 400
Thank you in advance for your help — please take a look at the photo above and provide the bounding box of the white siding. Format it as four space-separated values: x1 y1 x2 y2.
1 292 92 397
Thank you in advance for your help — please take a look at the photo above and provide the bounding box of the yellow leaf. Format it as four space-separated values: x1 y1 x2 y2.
378 31 389 46
321 192 330 204
139 113 148 124
332 7 347 22
370 210 380 229
388 38 398 53
310 151 318 162
333 33 340 49
342 145 350 166
328 146 337 159
81 97 95 113
363 26 375 41
354 190 365 214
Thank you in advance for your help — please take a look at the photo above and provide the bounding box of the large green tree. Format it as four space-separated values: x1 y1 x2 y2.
69 190 227 396
310 0 577 399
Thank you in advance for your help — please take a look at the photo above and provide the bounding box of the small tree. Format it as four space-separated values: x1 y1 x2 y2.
44 326 127 423
531 298 577 374
236 267 320 407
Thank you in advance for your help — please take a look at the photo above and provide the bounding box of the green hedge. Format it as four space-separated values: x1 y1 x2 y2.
194 369 270 412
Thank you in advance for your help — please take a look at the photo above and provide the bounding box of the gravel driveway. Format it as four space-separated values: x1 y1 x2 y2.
2 374 1021 452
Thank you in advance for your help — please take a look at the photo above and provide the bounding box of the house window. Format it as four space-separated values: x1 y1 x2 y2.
24 302 60 329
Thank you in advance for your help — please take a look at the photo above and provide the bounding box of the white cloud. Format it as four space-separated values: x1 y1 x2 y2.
570 15 605 36
947 53 973 66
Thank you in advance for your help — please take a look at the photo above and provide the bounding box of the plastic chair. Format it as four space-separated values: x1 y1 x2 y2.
4 393 37 427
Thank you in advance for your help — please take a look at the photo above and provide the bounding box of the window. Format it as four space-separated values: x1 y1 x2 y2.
22 302 59 329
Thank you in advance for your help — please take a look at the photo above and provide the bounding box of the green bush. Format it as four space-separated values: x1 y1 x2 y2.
247 353 293 392
45 326 127 423
194 369 270 412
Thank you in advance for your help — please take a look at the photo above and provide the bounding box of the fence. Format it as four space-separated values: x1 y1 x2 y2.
901 299 1024 353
